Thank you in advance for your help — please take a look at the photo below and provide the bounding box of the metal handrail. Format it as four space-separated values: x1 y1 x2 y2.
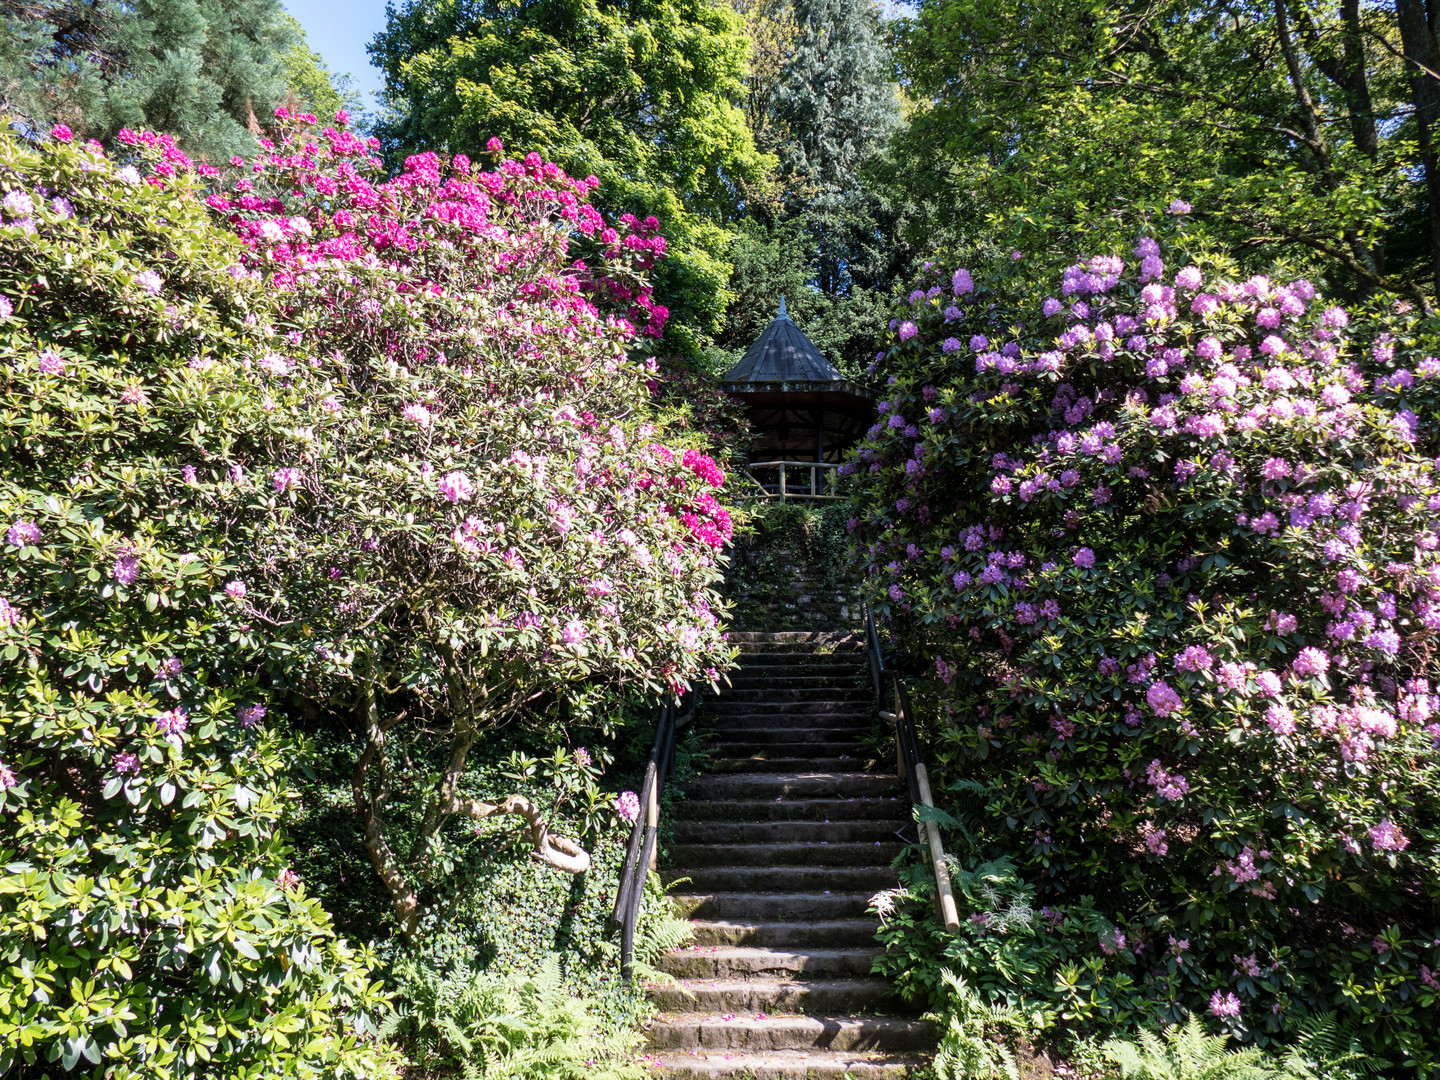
612 687 695 979
863 604 961 931
743 460 846 501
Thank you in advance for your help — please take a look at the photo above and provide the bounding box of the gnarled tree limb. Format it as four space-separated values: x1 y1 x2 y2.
444 793 592 875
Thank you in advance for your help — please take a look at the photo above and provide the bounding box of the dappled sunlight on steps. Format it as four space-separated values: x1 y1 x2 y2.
646 631 930 1078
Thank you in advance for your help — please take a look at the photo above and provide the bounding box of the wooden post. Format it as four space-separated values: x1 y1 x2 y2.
915 763 961 930
779 462 787 501
646 778 659 871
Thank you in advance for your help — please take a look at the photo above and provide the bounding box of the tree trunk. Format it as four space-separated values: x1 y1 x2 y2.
1396 0 1440 302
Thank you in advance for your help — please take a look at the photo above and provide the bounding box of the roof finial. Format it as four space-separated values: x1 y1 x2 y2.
778 295 787 318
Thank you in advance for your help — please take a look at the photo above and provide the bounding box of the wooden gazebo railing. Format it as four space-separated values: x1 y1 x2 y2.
742 460 844 501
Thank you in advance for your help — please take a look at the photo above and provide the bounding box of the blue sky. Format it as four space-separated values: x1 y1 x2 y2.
283 0 390 111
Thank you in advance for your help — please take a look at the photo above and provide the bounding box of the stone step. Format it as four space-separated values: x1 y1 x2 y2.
663 866 899 893
670 820 906 845
670 892 877 921
689 919 881 948
721 688 872 703
733 655 866 669
734 642 866 655
648 1015 932 1053
699 728 872 747
684 773 901 800
706 714 872 734
726 675 867 690
710 701 873 717
727 632 862 644
650 1050 919 1079
668 841 904 868
707 740 870 760
669 797 906 823
649 977 899 1015
694 748 869 771
658 946 882 980
731 653 865 667
708 756 870 774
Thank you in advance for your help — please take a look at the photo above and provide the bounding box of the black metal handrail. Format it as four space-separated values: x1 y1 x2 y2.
612 686 695 980
863 603 960 931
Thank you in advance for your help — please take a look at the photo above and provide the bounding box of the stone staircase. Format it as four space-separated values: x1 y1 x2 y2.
647 631 929 1078
726 545 864 634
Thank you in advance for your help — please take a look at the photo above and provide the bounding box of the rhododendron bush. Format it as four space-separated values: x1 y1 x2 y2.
0 114 731 1075
201 113 732 938
0 128 399 1079
851 242 1440 1068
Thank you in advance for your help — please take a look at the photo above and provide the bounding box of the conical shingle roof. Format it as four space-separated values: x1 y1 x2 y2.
723 298 845 384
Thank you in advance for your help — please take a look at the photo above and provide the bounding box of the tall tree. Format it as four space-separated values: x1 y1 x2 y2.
1395 0 1440 299
890 0 1428 303
0 0 316 160
369 0 773 359
716 0 907 378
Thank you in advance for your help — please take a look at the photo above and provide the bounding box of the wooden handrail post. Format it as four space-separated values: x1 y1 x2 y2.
915 762 961 931
646 774 659 871
779 462 787 500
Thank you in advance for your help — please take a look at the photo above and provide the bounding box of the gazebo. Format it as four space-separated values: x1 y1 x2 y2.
720 298 875 499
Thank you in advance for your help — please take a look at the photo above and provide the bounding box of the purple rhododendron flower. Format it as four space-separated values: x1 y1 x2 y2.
7 520 41 547
1252 670 1282 697
1209 991 1241 1018
1073 547 1096 568
1175 645 1213 672
1147 680 1183 716
113 553 140 585
1369 819 1409 852
155 707 188 737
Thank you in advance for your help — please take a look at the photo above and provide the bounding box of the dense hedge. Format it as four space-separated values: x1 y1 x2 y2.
851 238 1440 1070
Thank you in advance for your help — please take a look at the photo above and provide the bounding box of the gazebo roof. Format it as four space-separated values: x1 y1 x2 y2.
722 297 847 384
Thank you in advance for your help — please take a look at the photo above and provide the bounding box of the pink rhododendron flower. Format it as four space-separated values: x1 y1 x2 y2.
7 520 41 547
438 471 473 503
1147 680 1183 716
1208 991 1241 1018
616 790 641 823
1369 819 1408 851
1252 670 1282 697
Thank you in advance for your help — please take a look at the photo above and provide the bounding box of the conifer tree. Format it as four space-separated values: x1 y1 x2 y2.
0 0 354 160
717 0 907 378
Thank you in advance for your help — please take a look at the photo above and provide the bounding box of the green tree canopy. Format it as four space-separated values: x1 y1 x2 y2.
889 0 1433 304
712 0 906 378
369 0 773 359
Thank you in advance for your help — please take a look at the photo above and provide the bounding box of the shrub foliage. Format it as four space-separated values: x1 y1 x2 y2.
851 235 1440 1068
